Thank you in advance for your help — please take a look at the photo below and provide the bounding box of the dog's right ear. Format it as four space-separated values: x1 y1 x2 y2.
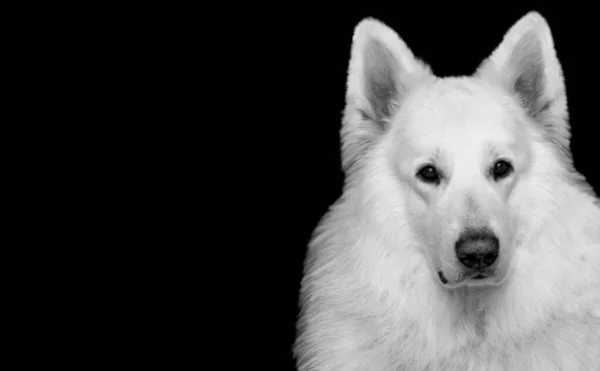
342 18 431 173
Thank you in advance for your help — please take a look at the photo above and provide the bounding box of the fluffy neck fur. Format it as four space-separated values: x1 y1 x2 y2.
312 139 600 365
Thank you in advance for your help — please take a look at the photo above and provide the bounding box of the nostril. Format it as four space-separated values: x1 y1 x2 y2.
457 244 498 269
482 250 498 266
455 230 499 269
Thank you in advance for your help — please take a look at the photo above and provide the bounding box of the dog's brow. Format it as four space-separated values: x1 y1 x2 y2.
486 143 500 158
432 148 441 164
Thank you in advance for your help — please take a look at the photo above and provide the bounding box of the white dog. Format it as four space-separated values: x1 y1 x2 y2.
294 11 600 371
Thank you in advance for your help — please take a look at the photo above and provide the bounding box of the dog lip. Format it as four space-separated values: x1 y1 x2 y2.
472 273 486 280
437 271 448 284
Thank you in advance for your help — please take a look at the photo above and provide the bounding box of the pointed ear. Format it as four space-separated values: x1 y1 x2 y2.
476 12 568 137
342 18 431 172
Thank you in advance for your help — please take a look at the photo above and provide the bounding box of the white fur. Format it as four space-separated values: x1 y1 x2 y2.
295 12 600 371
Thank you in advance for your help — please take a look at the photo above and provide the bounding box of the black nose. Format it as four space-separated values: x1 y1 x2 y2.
455 229 499 269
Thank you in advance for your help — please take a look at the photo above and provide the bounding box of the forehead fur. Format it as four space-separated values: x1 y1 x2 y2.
394 78 523 148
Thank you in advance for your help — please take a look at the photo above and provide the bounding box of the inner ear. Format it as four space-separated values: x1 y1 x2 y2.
364 40 399 120
510 31 548 117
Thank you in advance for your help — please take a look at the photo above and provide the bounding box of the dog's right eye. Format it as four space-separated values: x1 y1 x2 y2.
417 165 441 185
491 160 513 181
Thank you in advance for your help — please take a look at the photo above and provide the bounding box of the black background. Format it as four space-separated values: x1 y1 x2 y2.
259 5 598 369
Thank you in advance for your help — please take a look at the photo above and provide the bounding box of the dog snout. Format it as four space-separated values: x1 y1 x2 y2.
455 229 499 269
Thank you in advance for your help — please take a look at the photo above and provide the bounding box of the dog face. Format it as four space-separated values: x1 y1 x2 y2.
393 79 530 287
343 13 570 288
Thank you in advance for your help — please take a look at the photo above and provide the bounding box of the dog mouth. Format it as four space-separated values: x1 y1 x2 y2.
437 271 449 284
437 270 498 288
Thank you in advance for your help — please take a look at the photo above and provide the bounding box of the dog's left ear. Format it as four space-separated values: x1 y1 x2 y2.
477 12 568 125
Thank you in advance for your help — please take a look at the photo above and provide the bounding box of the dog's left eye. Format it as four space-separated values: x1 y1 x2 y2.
491 160 513 180
417 165 441 185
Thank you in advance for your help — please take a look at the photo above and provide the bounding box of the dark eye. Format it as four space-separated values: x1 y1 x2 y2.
417 165 441 185
492 160 513 180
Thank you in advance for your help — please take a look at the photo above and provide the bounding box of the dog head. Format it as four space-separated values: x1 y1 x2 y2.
343 13 572 288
